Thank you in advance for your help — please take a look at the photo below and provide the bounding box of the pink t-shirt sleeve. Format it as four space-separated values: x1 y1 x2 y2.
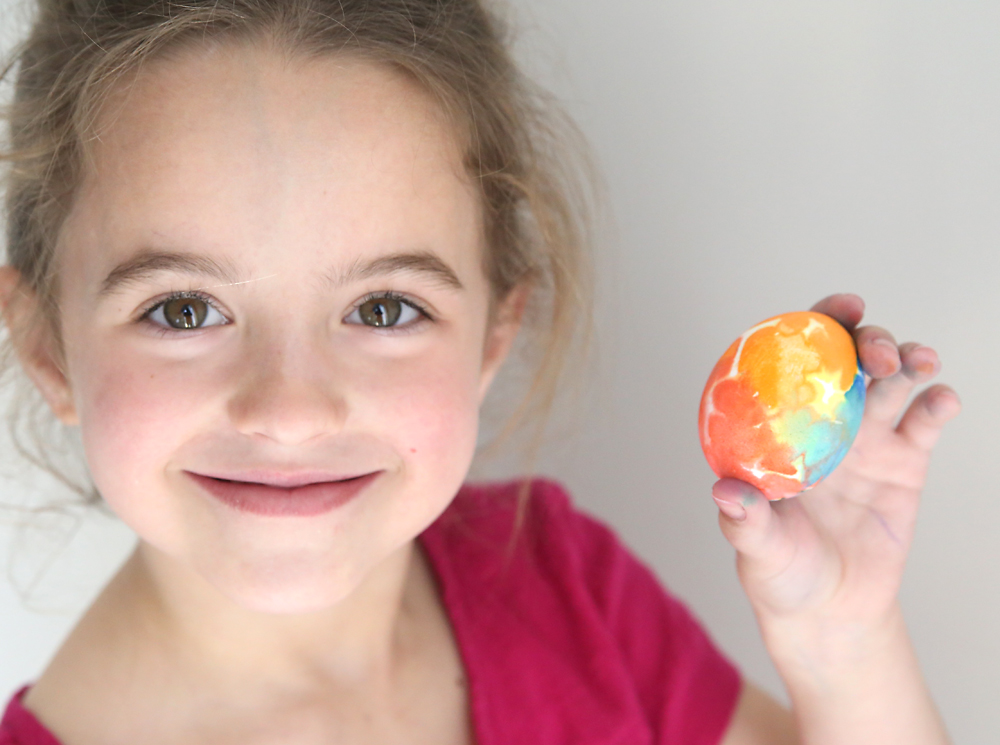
0 688 60 745
557 487 743 743
426 477 742 744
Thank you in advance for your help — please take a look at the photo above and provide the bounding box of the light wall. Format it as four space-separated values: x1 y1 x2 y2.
1 1 997 741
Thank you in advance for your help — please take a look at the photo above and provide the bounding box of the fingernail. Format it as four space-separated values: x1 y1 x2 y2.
713 497 747 522
928 390 960 417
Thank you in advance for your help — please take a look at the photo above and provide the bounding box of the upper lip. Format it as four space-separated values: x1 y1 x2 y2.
185 470 379 489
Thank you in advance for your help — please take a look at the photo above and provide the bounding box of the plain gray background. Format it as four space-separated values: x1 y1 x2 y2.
1 0 997 741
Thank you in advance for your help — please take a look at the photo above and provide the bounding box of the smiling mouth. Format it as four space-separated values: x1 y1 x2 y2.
185 471 380 517
212 474 371 488
191 468 378 488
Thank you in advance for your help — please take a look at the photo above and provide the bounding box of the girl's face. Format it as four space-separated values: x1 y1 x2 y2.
38 44 521 612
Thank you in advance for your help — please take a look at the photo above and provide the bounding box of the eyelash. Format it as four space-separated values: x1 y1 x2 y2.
136 289 433 337
137 290 225 338
352 291 433 333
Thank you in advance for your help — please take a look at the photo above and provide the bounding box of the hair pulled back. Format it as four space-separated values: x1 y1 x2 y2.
0 0 598 519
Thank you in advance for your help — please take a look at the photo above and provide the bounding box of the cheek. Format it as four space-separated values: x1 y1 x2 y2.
78 355 206 447
360 355 482 538
392 372 478 460
356 337 483 476
69 341 220 530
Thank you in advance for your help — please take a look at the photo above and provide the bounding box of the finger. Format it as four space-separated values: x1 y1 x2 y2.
896 383 961 452
809 293 865 332
712 479 800 576
864 343 941 424
853 325 902 379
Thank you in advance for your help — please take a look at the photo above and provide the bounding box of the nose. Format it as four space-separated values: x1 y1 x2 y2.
227 336 349 446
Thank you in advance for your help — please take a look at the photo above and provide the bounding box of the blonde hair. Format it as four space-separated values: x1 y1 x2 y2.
0 0 599 541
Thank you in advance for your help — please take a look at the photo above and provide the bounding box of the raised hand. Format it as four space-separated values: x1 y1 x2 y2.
711 293 961 632
711 293 960 745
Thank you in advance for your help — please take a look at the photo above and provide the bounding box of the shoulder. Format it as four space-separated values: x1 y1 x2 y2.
423 477 742 744
420 477 664 741
0 686 61 745
426 475 690 620
425 476 627 590
433 476 686 615
432 475 614 546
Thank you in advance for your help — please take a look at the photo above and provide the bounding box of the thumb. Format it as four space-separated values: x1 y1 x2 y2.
711 478 799 572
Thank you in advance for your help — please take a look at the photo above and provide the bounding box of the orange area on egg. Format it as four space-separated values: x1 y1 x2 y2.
699 311 865 500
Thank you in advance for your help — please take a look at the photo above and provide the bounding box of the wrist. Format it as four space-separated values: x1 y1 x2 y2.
757 604 950 745
757 602 908 685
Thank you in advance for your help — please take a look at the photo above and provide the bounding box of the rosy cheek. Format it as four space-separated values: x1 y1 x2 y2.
74 350 206 500
393 372 475 431
354 345 483 473
397 382 476 456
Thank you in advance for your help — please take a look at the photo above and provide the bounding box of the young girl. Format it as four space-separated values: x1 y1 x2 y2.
0 1 960 743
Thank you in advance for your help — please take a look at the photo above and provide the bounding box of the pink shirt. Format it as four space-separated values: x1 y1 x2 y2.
1 478 741 744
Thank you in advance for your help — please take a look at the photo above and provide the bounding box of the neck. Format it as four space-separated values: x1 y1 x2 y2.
100 537 422 693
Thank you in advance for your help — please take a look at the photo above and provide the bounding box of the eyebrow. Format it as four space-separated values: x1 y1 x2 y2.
97 248 465 298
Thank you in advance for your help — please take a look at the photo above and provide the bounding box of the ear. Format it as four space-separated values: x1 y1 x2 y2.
478 282 531 404
0 266 79 426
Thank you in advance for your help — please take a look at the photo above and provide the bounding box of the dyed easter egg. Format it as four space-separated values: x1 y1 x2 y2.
698 311 865 500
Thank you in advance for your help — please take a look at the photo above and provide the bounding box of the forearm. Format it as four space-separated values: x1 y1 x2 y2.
761 604 950 745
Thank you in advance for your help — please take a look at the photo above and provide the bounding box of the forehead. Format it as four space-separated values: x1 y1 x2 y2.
63 41 482 284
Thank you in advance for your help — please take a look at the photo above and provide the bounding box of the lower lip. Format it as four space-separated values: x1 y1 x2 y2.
186 471 380 517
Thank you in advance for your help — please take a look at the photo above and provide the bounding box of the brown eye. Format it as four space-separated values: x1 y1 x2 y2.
358 297 403 327
345 293 426 330
162 296 209 329
141 292 228 334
